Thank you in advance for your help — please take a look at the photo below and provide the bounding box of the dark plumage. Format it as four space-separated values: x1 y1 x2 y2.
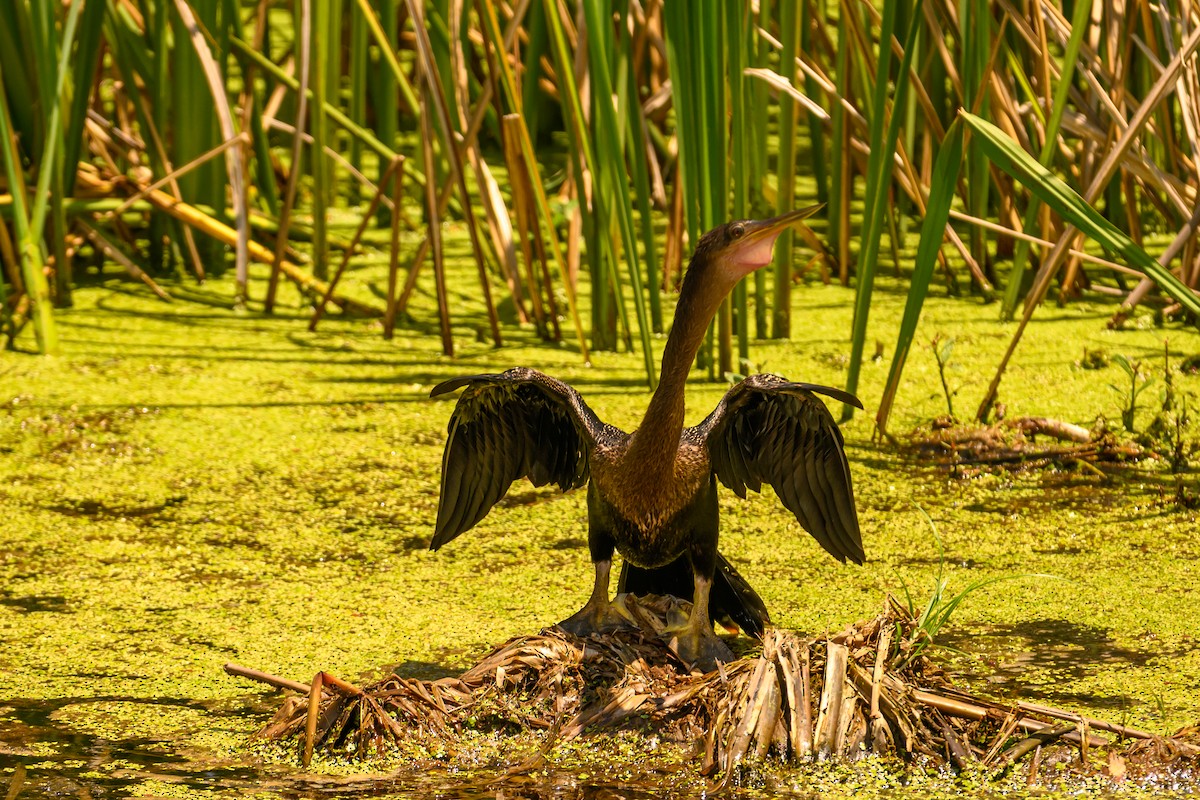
431 207 864 669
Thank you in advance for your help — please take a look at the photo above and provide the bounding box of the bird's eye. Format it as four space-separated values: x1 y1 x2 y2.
730 223 746 239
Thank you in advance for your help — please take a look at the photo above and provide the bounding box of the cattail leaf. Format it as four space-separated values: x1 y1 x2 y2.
962 111 1200 319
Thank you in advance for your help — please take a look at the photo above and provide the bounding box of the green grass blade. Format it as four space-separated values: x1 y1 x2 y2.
63 0 105 182
661 2 699 251
624 16 661 334
876 120 964 435
962 111 1200 318
771 0 800 340
727 0 750 360
225 3 279 217
0 57 57 354
0 4 36 159
28 0 84 242
752 2 771 336
843 0 924 421
961 0 991 280
373 0 399 224
172 0 250 296
350 0 418 115
347 6 368 203
801 1 826 205
582 0 655 387
519 0 548 143
828 0 851 281
309 0 333 280
480 0 589 360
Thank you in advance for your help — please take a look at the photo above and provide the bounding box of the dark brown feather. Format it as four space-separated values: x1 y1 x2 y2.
699 374 865 565
429 369 603 549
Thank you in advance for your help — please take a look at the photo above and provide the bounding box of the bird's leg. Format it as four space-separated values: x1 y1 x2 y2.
558 525 629 636
558 559 629 635
666 546 734 671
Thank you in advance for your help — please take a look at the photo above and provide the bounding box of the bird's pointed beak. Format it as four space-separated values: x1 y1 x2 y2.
729 204 825 272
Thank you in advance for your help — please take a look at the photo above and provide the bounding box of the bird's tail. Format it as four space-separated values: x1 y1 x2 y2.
617 552 769 638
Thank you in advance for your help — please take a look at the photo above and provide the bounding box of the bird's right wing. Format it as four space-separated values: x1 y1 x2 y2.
429 367 605 549
698 373 865 564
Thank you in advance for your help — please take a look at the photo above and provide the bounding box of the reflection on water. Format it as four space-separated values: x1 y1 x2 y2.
0 695 702 800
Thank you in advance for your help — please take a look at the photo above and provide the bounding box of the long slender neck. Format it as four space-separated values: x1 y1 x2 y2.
626 262 727 477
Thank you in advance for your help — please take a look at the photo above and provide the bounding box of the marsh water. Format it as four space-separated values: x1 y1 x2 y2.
1 262 1198 799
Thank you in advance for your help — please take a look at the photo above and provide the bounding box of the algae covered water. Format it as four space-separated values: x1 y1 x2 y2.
1 272 1197 798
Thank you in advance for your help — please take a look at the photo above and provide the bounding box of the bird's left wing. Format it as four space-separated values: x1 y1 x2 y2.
698 374 865 564
429 367 604 549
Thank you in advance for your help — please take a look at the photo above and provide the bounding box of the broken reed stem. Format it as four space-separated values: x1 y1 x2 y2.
1015 698 1198 751
869 618 892 752
798 643 813 758
76 220 172 301
309 156 401 330
914 689 1109 749
999 723 1077 766
814 641 848 759
224 662 311 694
383 155 406 340
303 672 323 767
139 186 381 317
4 763 25 800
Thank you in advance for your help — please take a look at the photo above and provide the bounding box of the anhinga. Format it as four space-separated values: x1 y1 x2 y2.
430 206 864 669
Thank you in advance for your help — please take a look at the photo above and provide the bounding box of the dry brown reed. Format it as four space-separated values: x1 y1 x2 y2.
228 594 1198 780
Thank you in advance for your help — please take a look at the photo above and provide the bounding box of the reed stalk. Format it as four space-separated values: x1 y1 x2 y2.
0 23 59 353
771 0 800 340
843 0 924 421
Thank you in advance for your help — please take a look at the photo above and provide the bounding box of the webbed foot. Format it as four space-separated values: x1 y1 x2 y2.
557 598 631 637
666 625 735 672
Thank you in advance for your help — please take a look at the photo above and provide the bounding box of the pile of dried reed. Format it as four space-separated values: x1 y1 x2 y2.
909 416 1146 474
226 594 1198 781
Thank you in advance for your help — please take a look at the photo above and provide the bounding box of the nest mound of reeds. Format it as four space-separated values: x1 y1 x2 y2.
227 594 1197 780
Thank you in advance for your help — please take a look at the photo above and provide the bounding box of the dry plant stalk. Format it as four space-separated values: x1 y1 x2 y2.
910 416 1145 473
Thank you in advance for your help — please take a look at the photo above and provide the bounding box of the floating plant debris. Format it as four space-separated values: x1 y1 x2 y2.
908 416 1145 474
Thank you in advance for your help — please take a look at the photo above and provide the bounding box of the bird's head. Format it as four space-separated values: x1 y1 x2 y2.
690 204 824 288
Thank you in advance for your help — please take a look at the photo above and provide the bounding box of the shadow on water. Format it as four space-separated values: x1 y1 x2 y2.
0 592 71 613
940 618 1187 710
0 696 267 798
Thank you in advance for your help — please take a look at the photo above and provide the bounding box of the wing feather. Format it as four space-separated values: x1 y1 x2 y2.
429 368 601 549
699 374 865 565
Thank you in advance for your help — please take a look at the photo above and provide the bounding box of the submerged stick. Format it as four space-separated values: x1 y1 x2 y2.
913 689 1107 748
1012 698 1187 746
4 763 25 800
999 723 1077 766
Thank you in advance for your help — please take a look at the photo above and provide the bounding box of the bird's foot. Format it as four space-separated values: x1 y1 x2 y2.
557 599 631 638
665 625 735 672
